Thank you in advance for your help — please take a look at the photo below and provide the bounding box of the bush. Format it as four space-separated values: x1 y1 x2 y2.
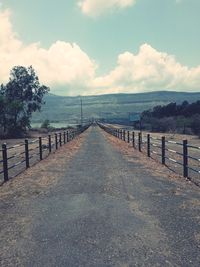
150 117 176 133
191 114 200 135
41 119 51 129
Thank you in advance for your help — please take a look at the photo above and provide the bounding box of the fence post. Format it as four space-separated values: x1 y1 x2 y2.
138 132 141 152
48 135 51 153
39 137 42 160
147 134 150 157
183 140 188 178
55 134 58 149
123 130 126 141
161 136 165 165
132 132 135 148
127 131 130 143
64 132 66 144
2 144 8 182
59 133 62 146
25 139 30 168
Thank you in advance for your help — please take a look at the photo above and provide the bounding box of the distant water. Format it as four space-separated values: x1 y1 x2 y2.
31 122 79 128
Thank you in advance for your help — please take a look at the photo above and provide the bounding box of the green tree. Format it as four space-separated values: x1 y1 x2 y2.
0 66 49 137
0 90 6 134
41 119 51 129
191 114 200 136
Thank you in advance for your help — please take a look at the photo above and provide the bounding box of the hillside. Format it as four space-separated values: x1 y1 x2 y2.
32 91 200 125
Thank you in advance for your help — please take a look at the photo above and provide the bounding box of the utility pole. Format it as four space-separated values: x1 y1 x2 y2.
80 97 83 126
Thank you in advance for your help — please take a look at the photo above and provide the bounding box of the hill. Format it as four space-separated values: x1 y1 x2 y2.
32 91 200 125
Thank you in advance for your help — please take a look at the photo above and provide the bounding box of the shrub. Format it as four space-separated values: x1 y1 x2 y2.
41 119 51 129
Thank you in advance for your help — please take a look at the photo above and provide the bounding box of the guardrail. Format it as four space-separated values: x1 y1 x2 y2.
99 123 200 185
0 125 90 184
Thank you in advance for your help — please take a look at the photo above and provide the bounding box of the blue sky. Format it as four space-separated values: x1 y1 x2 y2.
0 0 200 95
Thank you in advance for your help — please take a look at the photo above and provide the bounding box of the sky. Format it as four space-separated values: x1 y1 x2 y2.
0 0 200 96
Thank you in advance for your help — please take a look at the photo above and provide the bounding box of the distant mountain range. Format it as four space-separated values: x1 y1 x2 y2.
32 91 200 124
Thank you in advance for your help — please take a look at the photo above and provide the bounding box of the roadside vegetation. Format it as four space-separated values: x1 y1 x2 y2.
39 119 55 133
0 66 49 138
141 101 200 136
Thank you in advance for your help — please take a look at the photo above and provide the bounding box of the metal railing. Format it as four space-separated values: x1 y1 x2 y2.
0 125 90 184
99 123 200 185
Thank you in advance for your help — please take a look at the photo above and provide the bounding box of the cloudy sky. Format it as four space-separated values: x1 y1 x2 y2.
0 0 200 95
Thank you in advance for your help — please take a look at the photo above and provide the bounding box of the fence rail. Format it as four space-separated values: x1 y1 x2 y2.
99 123 200 185
0 125 90 184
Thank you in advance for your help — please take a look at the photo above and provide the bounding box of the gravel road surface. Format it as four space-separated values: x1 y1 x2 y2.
0 125 200 267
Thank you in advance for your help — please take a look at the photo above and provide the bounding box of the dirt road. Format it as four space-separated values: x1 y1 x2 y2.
0 126 200 266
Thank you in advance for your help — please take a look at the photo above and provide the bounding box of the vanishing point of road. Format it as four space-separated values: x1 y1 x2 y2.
0 125 200 267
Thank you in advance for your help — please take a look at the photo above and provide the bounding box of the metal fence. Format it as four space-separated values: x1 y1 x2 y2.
0 125 90 184
99 123 200 185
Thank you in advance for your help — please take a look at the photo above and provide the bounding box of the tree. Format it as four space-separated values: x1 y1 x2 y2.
0 90 6 134
191 114 200 136
0 66 49 137
41 119 51 129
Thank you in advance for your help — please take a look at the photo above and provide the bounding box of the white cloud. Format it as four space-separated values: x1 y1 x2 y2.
90 44 200 94
1 8 200 96
78 0 136 17
0 9 97 95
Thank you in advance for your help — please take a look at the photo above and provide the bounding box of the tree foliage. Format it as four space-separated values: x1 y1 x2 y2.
41 119 51 129
142 100 200 119
0 66 49 137
141 100 200 135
